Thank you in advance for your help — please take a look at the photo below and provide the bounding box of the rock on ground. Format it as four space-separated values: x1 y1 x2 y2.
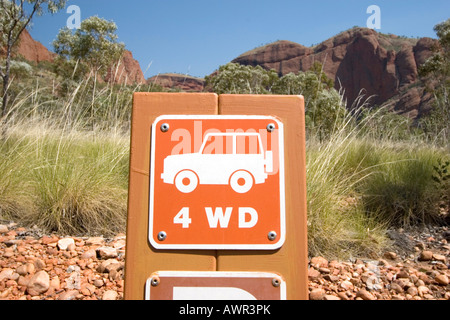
0 223 125 300
307 226 450 300
0 223 449 300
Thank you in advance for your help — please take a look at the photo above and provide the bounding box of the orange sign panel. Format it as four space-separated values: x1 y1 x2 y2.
145 271 286 300
149 115 285 250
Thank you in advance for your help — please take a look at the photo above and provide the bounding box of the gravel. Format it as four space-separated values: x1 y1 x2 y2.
308 226 450 300
1 222 449 300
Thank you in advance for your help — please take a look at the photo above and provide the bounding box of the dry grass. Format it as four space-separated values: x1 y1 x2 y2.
0 118 130 236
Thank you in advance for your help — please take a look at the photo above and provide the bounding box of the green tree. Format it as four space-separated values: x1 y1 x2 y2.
53 16 125 125
418 19 450 143
53 16 125 83
204 63 278 94
0 0 67 119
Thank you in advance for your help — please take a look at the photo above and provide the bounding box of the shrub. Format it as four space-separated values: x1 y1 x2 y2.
204 63 278 94
360 145 448 227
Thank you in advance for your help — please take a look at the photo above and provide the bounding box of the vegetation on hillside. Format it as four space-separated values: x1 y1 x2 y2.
205 61 348 140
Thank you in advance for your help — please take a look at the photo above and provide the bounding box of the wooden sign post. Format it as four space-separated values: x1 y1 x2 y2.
124 93 308 300
149 115 286 250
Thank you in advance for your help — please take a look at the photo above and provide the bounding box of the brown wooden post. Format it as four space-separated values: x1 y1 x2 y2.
124 93 308 300
217 94 308 300
124 93 219 300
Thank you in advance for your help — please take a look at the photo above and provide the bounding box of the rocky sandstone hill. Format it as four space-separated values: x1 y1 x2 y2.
15 29 56 63
232 28 439 118
11 27 440 116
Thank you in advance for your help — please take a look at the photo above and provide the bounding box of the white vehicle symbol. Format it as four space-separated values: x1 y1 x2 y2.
161 132 273 194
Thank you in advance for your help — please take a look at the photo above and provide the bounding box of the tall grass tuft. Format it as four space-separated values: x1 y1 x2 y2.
0 72 134 236
0 132 34 221
306 103 389 259
1 118 130 236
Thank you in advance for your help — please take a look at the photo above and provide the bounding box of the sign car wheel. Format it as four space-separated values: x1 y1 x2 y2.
230 170 254 194
175 170 198 193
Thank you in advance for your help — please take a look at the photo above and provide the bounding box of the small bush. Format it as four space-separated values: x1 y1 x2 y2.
204 63 278 94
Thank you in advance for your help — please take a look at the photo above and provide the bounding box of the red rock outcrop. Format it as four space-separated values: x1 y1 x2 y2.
147 73 205 92
232 28 439 118
234 40 314 75
15 29 55 63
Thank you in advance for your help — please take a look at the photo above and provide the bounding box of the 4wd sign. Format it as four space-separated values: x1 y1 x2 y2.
149 115 285 250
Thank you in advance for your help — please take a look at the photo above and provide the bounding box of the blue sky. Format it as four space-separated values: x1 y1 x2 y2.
28 0 449 78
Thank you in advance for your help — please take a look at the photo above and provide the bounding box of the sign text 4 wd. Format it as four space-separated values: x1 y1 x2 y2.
149 115 285 250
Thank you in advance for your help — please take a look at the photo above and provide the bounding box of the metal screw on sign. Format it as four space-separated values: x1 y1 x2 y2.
268 231 277 241
267 123 276 132
158 231 167 241
160 123 170 132
151 276 160 287
272 278 281 287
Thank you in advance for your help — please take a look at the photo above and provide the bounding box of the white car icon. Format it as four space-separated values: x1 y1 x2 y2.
161 132 273 194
